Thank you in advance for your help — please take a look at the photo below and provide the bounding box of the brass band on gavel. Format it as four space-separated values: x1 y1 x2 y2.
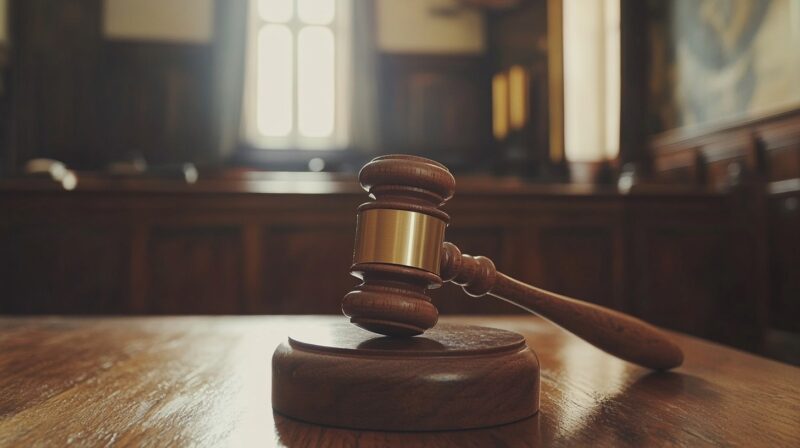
352 209 446 275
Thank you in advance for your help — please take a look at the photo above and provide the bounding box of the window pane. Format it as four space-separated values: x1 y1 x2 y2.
257 25 293 137
259 0 293 22
298 26 334 138
297 0 335 25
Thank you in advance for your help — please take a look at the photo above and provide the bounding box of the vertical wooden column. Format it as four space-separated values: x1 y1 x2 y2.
546 0 565 166
619 0 651 169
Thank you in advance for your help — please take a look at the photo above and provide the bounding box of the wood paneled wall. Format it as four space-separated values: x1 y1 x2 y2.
4 0 215 170
0 178 763 353
2 0 533 172
378 54 491 166
650 109 800 337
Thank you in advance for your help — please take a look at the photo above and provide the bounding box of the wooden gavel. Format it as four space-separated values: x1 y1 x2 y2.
342 155 683 370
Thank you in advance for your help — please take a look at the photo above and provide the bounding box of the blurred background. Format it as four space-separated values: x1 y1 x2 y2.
0 0 798 364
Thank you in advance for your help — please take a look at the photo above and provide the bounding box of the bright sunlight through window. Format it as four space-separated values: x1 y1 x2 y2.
244 0 349 150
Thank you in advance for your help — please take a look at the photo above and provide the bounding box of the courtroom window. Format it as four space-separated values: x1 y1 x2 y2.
243 0 351 150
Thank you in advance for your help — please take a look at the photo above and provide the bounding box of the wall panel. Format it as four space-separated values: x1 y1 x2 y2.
146 226 243 314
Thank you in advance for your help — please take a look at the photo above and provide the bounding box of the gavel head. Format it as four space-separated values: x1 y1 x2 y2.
341 155 455 337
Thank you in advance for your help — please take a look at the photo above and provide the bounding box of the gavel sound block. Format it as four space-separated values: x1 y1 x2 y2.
272 155 683 431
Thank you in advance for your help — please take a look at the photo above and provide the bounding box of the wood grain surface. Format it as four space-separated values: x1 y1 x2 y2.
273 323 539 431
0 315 798 447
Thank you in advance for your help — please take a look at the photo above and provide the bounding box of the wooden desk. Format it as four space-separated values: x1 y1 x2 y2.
0 316 797 447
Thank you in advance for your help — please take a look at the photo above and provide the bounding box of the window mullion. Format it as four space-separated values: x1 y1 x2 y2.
293 22 300 147
252 0 343 149
292 12 304 147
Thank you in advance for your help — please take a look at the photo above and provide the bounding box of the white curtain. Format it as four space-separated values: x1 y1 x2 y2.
211 0 249 160
348 0 380 153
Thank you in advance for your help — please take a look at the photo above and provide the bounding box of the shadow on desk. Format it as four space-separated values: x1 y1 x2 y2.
273 372 717 447
274 413 542 447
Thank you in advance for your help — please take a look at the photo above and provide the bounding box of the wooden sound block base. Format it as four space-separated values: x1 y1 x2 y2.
272 323 540 431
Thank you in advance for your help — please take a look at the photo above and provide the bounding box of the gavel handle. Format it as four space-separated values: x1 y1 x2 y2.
440 242 684 370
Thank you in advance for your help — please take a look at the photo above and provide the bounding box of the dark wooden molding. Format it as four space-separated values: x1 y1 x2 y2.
651 107 800 154
649 105 800 187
